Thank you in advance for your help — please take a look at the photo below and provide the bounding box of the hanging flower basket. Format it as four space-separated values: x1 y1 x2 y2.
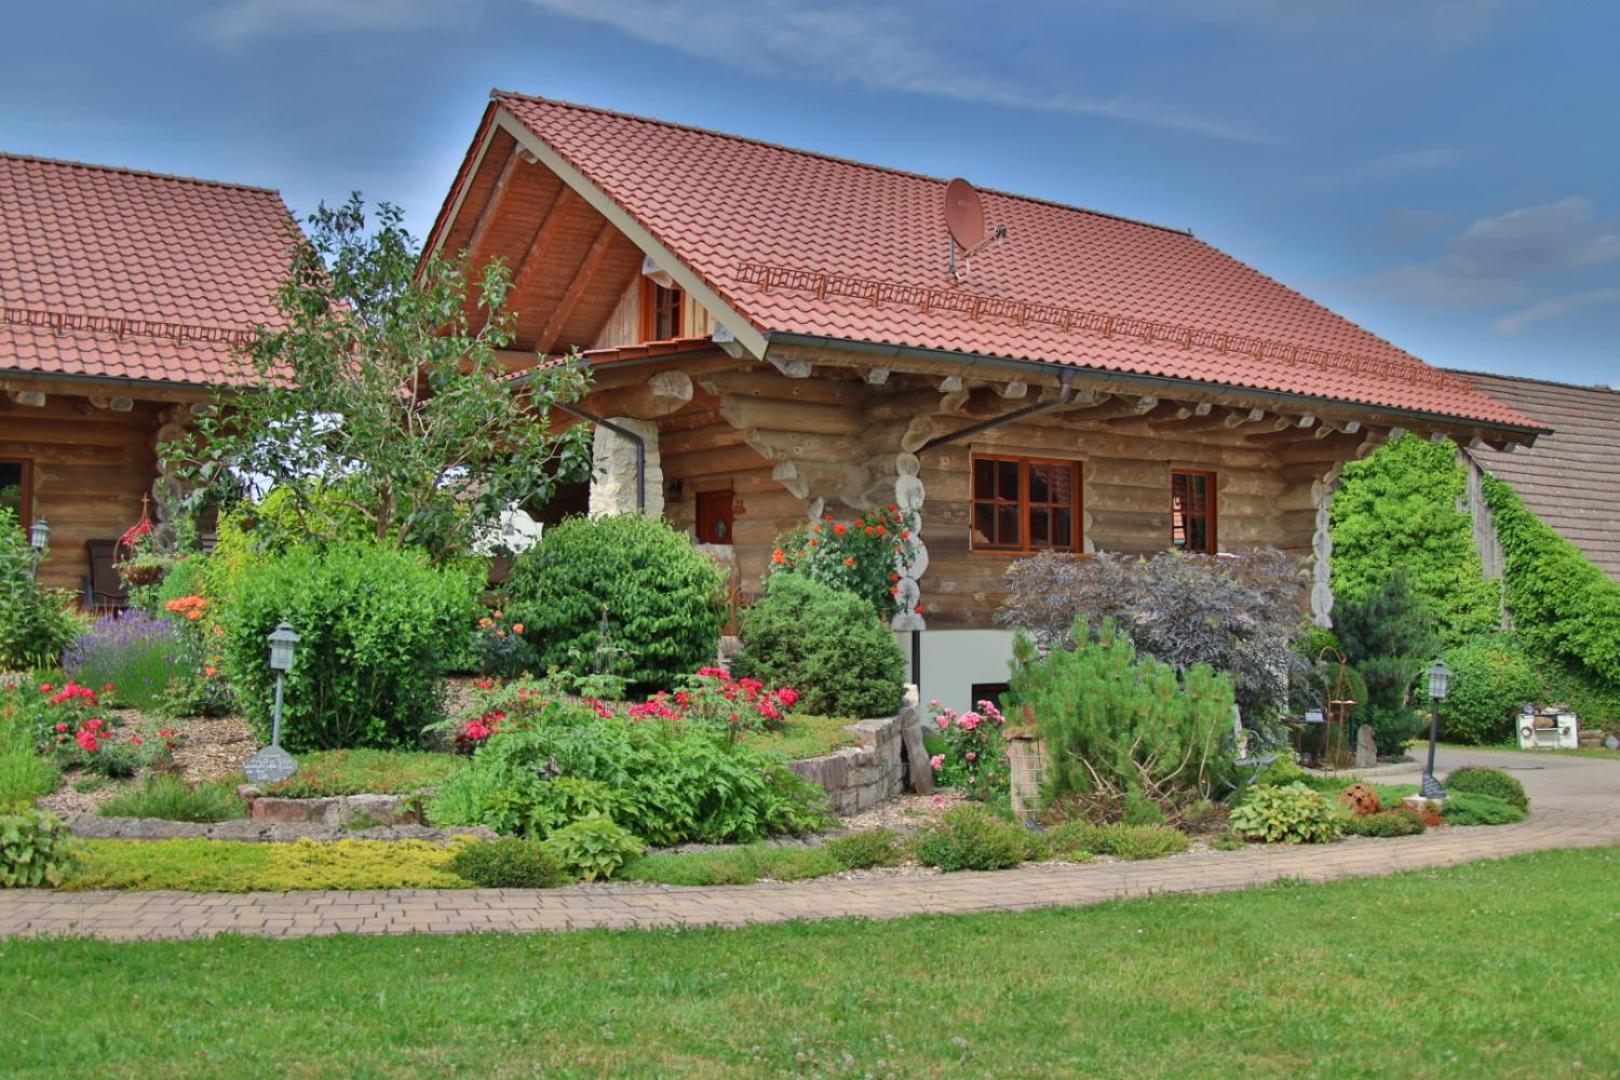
117 560 167 586
114 502 171 586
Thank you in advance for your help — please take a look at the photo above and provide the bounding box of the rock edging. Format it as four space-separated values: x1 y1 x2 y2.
62 814 495 844
787 701 915 814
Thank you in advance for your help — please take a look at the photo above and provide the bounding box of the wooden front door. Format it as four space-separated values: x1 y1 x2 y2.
695 489 735 545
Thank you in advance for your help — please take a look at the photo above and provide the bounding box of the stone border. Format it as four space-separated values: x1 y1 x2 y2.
241 791 424 828
63 814 494 844
786 702 915 814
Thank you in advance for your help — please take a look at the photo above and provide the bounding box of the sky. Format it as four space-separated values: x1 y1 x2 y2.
2 0 1616 386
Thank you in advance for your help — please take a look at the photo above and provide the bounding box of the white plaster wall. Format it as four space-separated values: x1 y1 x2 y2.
895 629 1020 712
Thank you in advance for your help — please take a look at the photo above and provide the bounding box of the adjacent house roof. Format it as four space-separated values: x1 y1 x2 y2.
0 153 297 388
433 91 1542 434
1455 369 1620 580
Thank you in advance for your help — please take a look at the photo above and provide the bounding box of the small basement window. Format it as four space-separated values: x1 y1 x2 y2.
970 454 1080 553
1171 469 1216 553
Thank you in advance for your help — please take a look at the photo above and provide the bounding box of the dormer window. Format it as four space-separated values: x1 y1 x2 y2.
642 280 684 341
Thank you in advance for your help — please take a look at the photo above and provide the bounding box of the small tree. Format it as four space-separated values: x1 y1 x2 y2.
1334 570 1438 755
166 195 592 557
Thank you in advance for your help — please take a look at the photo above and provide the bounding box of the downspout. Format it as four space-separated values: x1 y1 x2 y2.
905 369 1076 697
551 400 646 514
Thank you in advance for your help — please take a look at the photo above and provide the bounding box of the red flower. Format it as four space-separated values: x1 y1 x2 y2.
843 557 856 567
772 547 785 565
833 523 847 535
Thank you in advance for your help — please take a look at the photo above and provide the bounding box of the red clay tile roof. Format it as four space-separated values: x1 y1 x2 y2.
0 153 297 387
1455 370 1620 581
488 91 1540 432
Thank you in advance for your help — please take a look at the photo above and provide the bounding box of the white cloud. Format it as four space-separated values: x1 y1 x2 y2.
1333 146 1466 188
1359 197 1620 307
1130 0 1504 50
1493 288 1620 335
201 0 451 42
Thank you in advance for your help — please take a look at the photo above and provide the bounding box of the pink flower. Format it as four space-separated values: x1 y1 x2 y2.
54 722 68 733
960 712 981 731
966 751 977 761
929 754 945 771
936 715 950 729
776 688 799 707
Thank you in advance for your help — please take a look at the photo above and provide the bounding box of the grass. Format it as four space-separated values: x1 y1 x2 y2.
98 774 247 823
1438 741 1620 761
738 713 859 760
0 748 58 810
264 749 464 797
2 847 1616 1076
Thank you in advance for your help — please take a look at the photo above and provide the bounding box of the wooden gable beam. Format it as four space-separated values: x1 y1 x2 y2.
510 185 580 298
458 144 520 267
536 221 617 354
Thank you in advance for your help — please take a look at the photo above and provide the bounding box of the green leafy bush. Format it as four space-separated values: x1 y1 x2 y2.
447 838 569 888
0 509 82 670
0 749 58 810
1442 791 1526 826
542 813 644 881
506 515 724 695
221 543 481 751
1227 782 1345 843
1009 621 1236 815
1484 475 1620 689
913 804 1028 871
1444 766 1529 811
731 573 906 719
1440 637 1542 745
426 689 828 845
1343 808 1426 837
98 775 246 823
1 808 75 887
823 828 904 870
1334 571 1438 756
1330 433 1500 645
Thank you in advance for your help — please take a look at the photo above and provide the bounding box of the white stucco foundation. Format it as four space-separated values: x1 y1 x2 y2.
894 628 1020 712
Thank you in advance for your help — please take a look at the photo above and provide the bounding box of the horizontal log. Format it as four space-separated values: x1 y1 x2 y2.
662 443 772 479
698 369 864 406
745 429 863 464
719 396 866 435
659 424 748 456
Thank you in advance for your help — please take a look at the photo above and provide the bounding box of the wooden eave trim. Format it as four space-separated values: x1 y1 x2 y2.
491 108 770 362
537 221 617 354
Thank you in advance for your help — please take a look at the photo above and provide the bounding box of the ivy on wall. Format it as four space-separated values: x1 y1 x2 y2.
1482 474 1620 687
1329 434 1499 646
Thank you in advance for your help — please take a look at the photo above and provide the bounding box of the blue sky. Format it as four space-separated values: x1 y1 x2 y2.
3 1 1616 384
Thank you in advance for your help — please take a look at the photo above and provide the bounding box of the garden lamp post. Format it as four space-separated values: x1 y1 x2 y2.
244 621 300 784
28 516 48 579
1420 658 1451 800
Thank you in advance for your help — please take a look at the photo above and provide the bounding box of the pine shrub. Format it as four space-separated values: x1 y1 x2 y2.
731 573 906 719
913 804 1028 872
1444 766 1529 811
823 827 904 870
506 514 725 695
447 838 569 888
1334 571 1438 756
1442 791 1526 826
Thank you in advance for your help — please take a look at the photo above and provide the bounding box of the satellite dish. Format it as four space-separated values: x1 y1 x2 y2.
944 178 987 251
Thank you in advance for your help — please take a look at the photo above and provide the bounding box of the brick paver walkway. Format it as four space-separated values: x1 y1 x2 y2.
3 747 1615 941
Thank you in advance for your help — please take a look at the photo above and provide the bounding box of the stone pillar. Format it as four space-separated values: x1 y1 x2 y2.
890 452 927 631
1309 465 1341 628
588 417 664 519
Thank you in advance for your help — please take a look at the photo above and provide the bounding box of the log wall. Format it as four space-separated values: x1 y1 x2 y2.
0 396 162 593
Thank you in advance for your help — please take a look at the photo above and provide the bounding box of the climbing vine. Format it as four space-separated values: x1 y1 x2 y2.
1329 434 1498 646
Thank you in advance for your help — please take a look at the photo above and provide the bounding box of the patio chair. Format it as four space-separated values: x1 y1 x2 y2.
82 539 128 614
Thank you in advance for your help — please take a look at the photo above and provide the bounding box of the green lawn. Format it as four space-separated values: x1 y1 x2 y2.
1438 741 1620 761
4 847 1618 1077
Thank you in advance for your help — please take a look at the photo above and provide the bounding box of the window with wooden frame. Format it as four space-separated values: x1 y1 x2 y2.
1170 469 1216 553
0 459 30 532
639 279 685 342
970 454 1081 553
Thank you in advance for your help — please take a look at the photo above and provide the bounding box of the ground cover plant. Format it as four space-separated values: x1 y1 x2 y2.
1441 791 1527 826
730 572 906 719
97 775 246 823
736 713 860 759
8 847 1618 1076
263 749 463 797
619 843 845 886
62 837 474 892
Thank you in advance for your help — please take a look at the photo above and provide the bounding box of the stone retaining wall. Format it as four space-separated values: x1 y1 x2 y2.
65 814 494 844
787 702 916 815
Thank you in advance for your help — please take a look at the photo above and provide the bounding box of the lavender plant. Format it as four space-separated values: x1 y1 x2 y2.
64 611 183 712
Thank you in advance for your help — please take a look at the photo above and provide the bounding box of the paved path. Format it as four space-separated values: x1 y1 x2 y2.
2 747 1615 942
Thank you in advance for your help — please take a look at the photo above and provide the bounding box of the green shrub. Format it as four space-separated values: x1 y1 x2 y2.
1441 637 1542 745
1334 571 1438 756
823 828 904 870
1343 808 1426 837
1 808 75 887
1228 783 1345 843
1444 766 1529 811
619 844 843 886
914 804 1028 872
1330 434 1500 646
221 543 481 752
542 813 644 882
1104 824 1191 860
0 749 58 810
427 692 829 845
506 515 724 695
98 775 246 823
768 505 920 618
1044 820 1106 860
446 838 569 888
731 573 906 719
1442 791 1527 826
1008 621 1236 815
0 509 81 670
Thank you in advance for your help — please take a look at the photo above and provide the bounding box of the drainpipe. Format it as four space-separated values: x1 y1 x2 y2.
550 400 646 514
919 369 1077 452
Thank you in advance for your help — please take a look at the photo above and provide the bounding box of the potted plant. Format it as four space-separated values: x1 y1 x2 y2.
115 505 171 587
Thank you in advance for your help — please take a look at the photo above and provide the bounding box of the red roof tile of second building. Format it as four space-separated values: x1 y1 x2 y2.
491 91 1539 430
0 153 298 386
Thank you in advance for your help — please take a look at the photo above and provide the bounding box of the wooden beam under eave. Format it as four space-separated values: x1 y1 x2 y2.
510 186 580 300
536 222 617 354
459 144 520 270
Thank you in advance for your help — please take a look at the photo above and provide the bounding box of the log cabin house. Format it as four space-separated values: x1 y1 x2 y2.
0 153 297 602
426 91 1549 707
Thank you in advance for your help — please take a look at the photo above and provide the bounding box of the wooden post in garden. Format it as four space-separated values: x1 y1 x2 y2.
1004 727 1047 824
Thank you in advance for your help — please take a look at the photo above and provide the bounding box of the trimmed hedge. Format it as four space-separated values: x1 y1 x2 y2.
1441 636 1542 745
